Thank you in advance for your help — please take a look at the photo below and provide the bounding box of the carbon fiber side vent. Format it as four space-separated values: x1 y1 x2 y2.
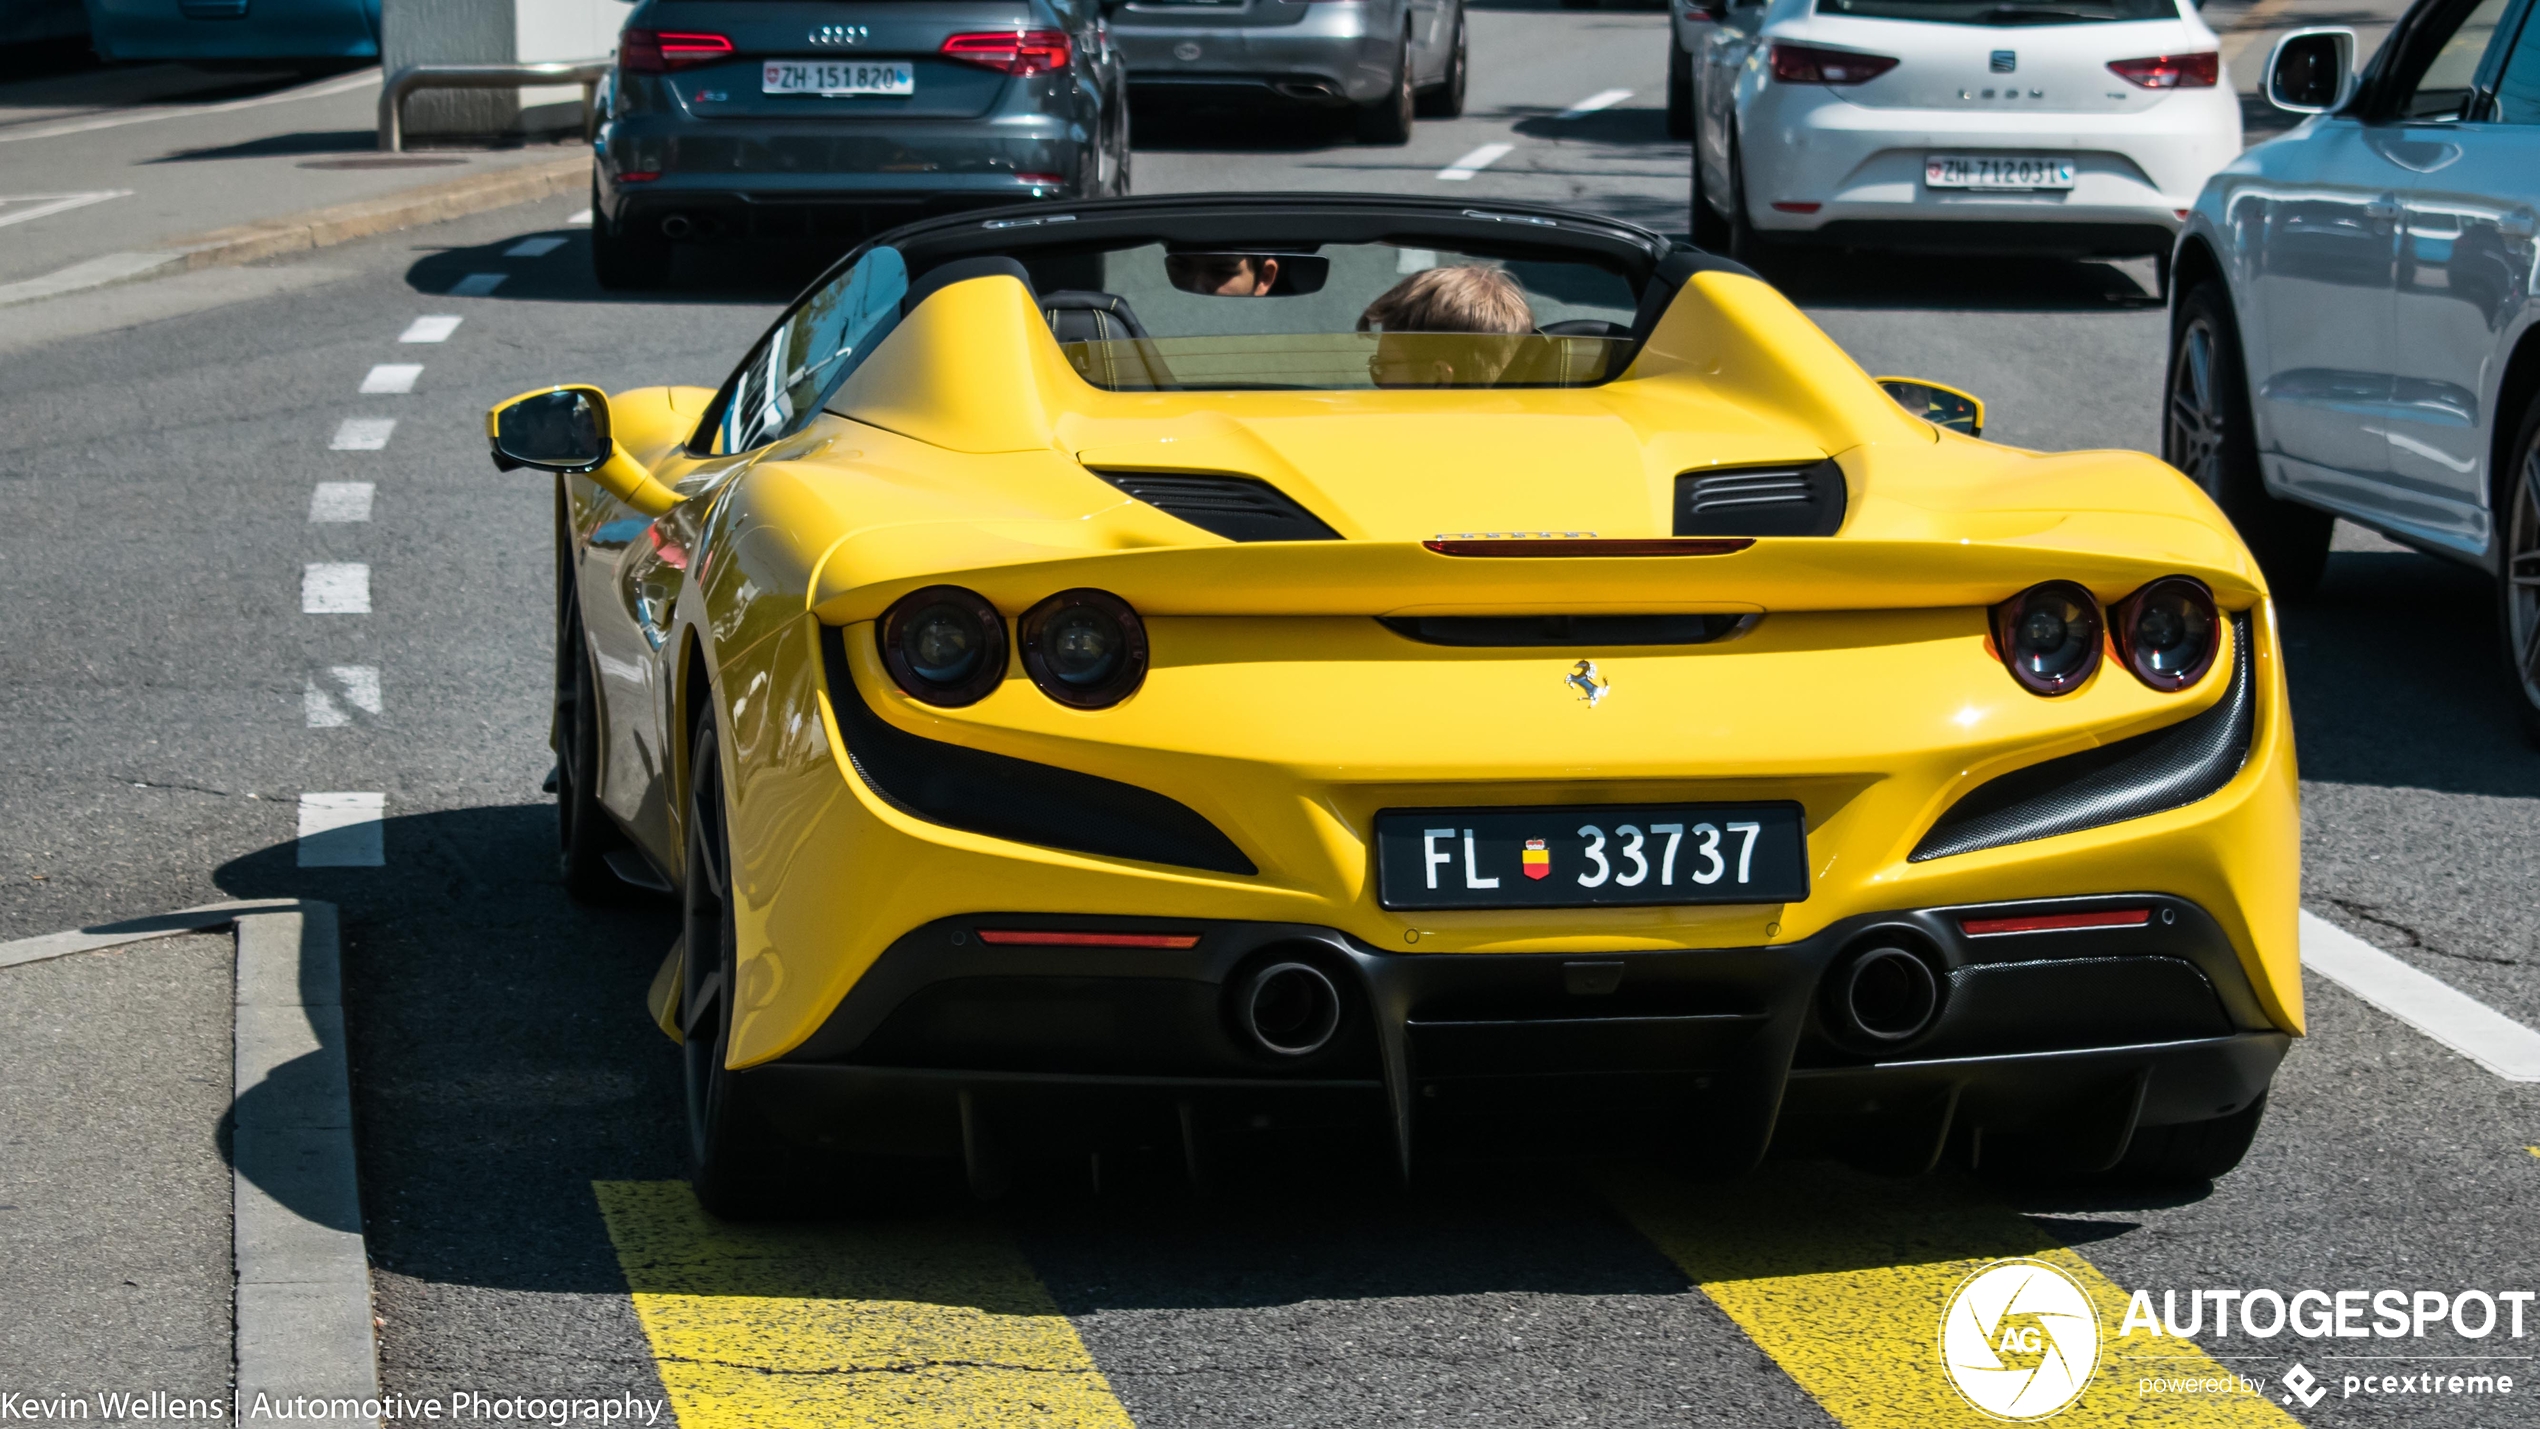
1910 615 2255 862
1092 470 1342 543
1675 459 1847 537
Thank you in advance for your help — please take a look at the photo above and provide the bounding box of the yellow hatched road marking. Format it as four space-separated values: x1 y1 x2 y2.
593 1181 1135 1429
1612 1167 2300 1428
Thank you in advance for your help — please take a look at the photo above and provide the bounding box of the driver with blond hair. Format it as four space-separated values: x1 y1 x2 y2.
1357 265 1535 388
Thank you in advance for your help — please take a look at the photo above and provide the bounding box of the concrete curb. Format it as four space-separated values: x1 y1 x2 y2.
0 901 379 1425
0 152 587 310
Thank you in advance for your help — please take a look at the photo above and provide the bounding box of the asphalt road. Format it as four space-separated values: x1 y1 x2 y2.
5 1 2539 1425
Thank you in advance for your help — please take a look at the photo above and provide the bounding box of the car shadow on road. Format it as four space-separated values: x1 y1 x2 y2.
1129 94 1361 152
1756 247 2165 312
404 232 816 306
2279 540 2540 798
147 129 379 162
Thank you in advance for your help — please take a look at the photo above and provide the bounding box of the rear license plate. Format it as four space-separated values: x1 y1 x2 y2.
762 60 916 97
1374 803 1809 911
1923 154 2075 191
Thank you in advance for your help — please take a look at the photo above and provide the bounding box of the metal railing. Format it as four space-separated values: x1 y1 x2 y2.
377 61 613 153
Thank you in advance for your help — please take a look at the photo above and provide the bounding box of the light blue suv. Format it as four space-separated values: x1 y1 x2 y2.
2168 0 2540 742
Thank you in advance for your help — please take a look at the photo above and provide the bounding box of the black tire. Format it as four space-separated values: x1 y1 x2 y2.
1725 132 1771 267
1667 42 1694 140
1354 37 1415 144
2495 398 2540 747
1416 5 1468 119
590 179 671 291
1690 129 1729 250
682 717 786 1218
2111 1096 2268 1184
2165 281 2332 599
1561 0 1598 9
1108 91 1135 197
554 549 627 903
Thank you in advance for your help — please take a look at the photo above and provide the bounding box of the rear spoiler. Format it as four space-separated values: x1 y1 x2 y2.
806 522 2263 624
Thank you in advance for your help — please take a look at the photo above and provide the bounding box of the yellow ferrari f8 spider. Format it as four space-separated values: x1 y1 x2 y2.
488 194 2299 1213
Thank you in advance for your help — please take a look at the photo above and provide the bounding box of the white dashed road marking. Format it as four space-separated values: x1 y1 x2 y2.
359 363 421 394
1438 143 1515 181
308 482 373 523
2302 909 2540 1082
399 315 461 343
296 792 385 867
301 563 370 615
1557 88 1635 119
567 208 594 226
330 418 395 451
449 272 507 296
304 666 382 727
0 190 135 230
505 236 568 258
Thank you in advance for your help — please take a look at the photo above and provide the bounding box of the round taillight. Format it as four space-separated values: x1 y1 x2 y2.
1991 581 2102 696
878 585 1007 707
1020 589 1147 708
2114 576 2220 691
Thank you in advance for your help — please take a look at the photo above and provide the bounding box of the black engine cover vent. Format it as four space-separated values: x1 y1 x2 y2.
1381 613 1756 647
1675 458 1847 537
1091 469 1343 543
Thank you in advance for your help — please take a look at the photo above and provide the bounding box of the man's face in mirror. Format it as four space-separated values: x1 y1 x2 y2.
1170 254 1281 296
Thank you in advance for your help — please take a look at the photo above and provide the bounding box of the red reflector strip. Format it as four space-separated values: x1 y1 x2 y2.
1422 538 1755 558
1959 908 2151 936
1771 202 1822 213
976 930 1201 948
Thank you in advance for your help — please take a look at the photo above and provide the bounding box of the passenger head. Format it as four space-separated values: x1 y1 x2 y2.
1357 265 1535 388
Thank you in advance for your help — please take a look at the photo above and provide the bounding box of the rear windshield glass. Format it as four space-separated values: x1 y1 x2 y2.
1030 241 1640 392
1817 0 2177 23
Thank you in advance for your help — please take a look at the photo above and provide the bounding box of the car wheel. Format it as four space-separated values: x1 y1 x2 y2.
590 179 671 291
554 562 627 903
1690 130 1729 250
682 716 785 1218
1415 5 1468 119
1726 133 1771 267
2496 398 2540 747
1354 36 1415 145
2110 1096 2268 1184
2165 281 2332 599
1667 43 1693 140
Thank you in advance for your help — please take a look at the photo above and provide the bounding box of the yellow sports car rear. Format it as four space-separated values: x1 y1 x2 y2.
487 193 2297 1214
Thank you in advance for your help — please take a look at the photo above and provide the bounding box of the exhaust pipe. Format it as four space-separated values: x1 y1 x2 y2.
1236 960 1340 1056
659 214 694 239
1829 945 1940 1044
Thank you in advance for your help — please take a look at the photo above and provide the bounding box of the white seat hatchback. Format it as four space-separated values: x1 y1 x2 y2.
1688 0 2240 278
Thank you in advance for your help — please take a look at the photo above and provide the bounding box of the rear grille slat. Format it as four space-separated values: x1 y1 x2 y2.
1091 470 1342 543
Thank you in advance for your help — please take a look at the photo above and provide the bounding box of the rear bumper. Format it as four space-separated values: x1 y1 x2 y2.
1113 4 1389 105
741 892 2288 1173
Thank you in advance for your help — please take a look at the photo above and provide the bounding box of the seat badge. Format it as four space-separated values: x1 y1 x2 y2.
1990 50 2016 72
1567 659 1610 706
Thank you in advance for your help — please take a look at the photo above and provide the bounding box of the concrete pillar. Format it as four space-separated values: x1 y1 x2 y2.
380 0 633 145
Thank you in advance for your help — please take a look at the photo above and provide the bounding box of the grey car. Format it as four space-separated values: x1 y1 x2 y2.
592 0 1132 287
2167 0 2540 742
1107 0 1466 144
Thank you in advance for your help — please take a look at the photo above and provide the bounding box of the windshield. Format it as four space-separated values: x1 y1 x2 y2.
1034 240 1641 392
1816 0 2177 23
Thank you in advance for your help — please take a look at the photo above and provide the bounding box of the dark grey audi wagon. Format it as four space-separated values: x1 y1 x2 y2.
592 0 1132 287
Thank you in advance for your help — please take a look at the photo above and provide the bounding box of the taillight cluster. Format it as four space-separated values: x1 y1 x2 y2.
1769 42 1899 85
878 586 1146 709
941 30 1072 76
620 29 734 73
1989 578 2220 696
2106 52 2219 89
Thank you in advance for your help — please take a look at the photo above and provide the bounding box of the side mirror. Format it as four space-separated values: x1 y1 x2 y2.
2266 28 2355 114
487 385 681 516
1876 376 1984 437
490 385 611 471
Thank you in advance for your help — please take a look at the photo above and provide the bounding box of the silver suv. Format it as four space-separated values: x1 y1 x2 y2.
1108 0 1467 143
